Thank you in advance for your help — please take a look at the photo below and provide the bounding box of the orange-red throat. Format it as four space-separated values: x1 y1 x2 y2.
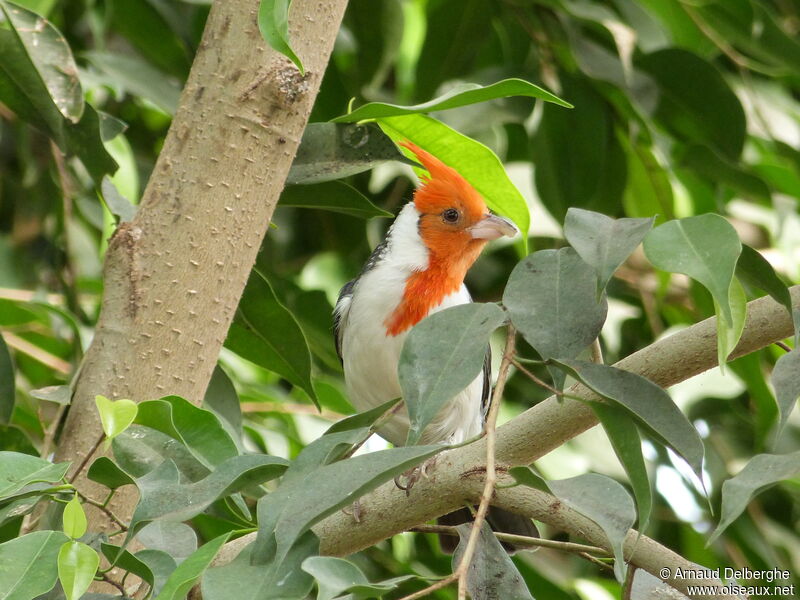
384 142 517 336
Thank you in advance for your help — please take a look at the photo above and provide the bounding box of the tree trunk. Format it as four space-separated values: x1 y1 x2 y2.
52 0 348 541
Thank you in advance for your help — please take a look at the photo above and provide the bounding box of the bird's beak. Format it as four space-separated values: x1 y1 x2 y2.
468 213 519 240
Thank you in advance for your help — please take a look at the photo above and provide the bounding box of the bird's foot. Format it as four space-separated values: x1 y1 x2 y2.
341 498 363 523
394 455 438 496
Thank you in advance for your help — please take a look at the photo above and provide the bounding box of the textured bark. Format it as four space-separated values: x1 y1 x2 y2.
52 0 348 544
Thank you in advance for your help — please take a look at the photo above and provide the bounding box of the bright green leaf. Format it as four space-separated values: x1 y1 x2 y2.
333 78 571 123
564 208 654 297
257 0 304 74
279 181 392 219
503 248 607 390
548 473 635 582
57 540 99 600
378 113 530 249
399 303 505 445
709 451 800 544
643 214 742 325
62 495 87 539
771 349 800 443
95 395 138 442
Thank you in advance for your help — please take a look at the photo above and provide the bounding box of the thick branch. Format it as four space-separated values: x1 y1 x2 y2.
51 0 347 555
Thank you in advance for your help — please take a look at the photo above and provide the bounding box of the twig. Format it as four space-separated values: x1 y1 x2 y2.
40 403 67 460
511 358 562 396
68 433 105 483
456 325 517 600
775 341 792 353
591 339 604 364
240 402 344 420
1 331 72 374
409 524 609 556
397 574 458 600
579 551 615 572
77 491 129 530
98 571 127 595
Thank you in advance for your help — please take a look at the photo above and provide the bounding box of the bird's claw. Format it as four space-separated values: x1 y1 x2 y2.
393 456 438 496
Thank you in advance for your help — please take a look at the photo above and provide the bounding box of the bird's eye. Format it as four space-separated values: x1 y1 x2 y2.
442 208 459 223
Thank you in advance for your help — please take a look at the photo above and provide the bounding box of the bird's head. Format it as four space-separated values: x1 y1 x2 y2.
401 141 518 261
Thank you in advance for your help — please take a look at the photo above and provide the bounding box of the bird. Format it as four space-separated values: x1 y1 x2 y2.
333 141 538 552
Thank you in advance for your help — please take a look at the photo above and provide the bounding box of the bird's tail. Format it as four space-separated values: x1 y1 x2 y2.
437 506 539 554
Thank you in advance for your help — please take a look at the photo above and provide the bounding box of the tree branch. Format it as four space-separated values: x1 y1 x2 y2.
211 287 797 598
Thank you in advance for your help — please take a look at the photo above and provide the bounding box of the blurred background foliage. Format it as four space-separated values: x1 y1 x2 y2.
1 0 799 598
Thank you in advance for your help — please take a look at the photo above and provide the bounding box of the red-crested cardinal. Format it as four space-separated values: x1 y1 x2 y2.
334 141 537 552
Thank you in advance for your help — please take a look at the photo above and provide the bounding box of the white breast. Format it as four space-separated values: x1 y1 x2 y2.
336 204 486 446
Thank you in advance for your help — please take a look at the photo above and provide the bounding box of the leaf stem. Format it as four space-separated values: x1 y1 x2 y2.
76 490 128 530
68 432 105 484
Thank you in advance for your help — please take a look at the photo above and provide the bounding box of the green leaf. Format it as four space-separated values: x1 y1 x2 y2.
503 248 607 390
507 466 549 493
86 456 136 490
325 397 401 435
135 549 177 597
112 424 208 481
0 451 70 500
679 145 771 204
530 75 627 223
84 50 181 115
135 396 239 470
714 277 747 371
287 123 413 185
62 495 86 539
0 4 116 179
333 78 571 123
771 349 800 443
125 454 288 543
100 542 155 592
0 530 68 600
279 181 392 219
564 208 654 297
0 334 13 424
137 522 198 563
95 395 138 442
399 303 505 445
203 365 244 450
643 214 742 325
253 445 440 569
551 359 705 481
154 532 231 600
202 535 318 600
709 451 800 544
736 244 796 335
28 385 71 405
618 134 675 222
302 556 416 600
452 522 534 599
638 48 745 160
548 473 635 582
226 270 317 404
378 114 530 250
57 540 99 600
0 0 82 122
257 0 304 74
592 404 652 534
100 176 137 223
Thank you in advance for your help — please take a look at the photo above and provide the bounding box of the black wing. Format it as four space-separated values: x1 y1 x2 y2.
332 238 391 365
